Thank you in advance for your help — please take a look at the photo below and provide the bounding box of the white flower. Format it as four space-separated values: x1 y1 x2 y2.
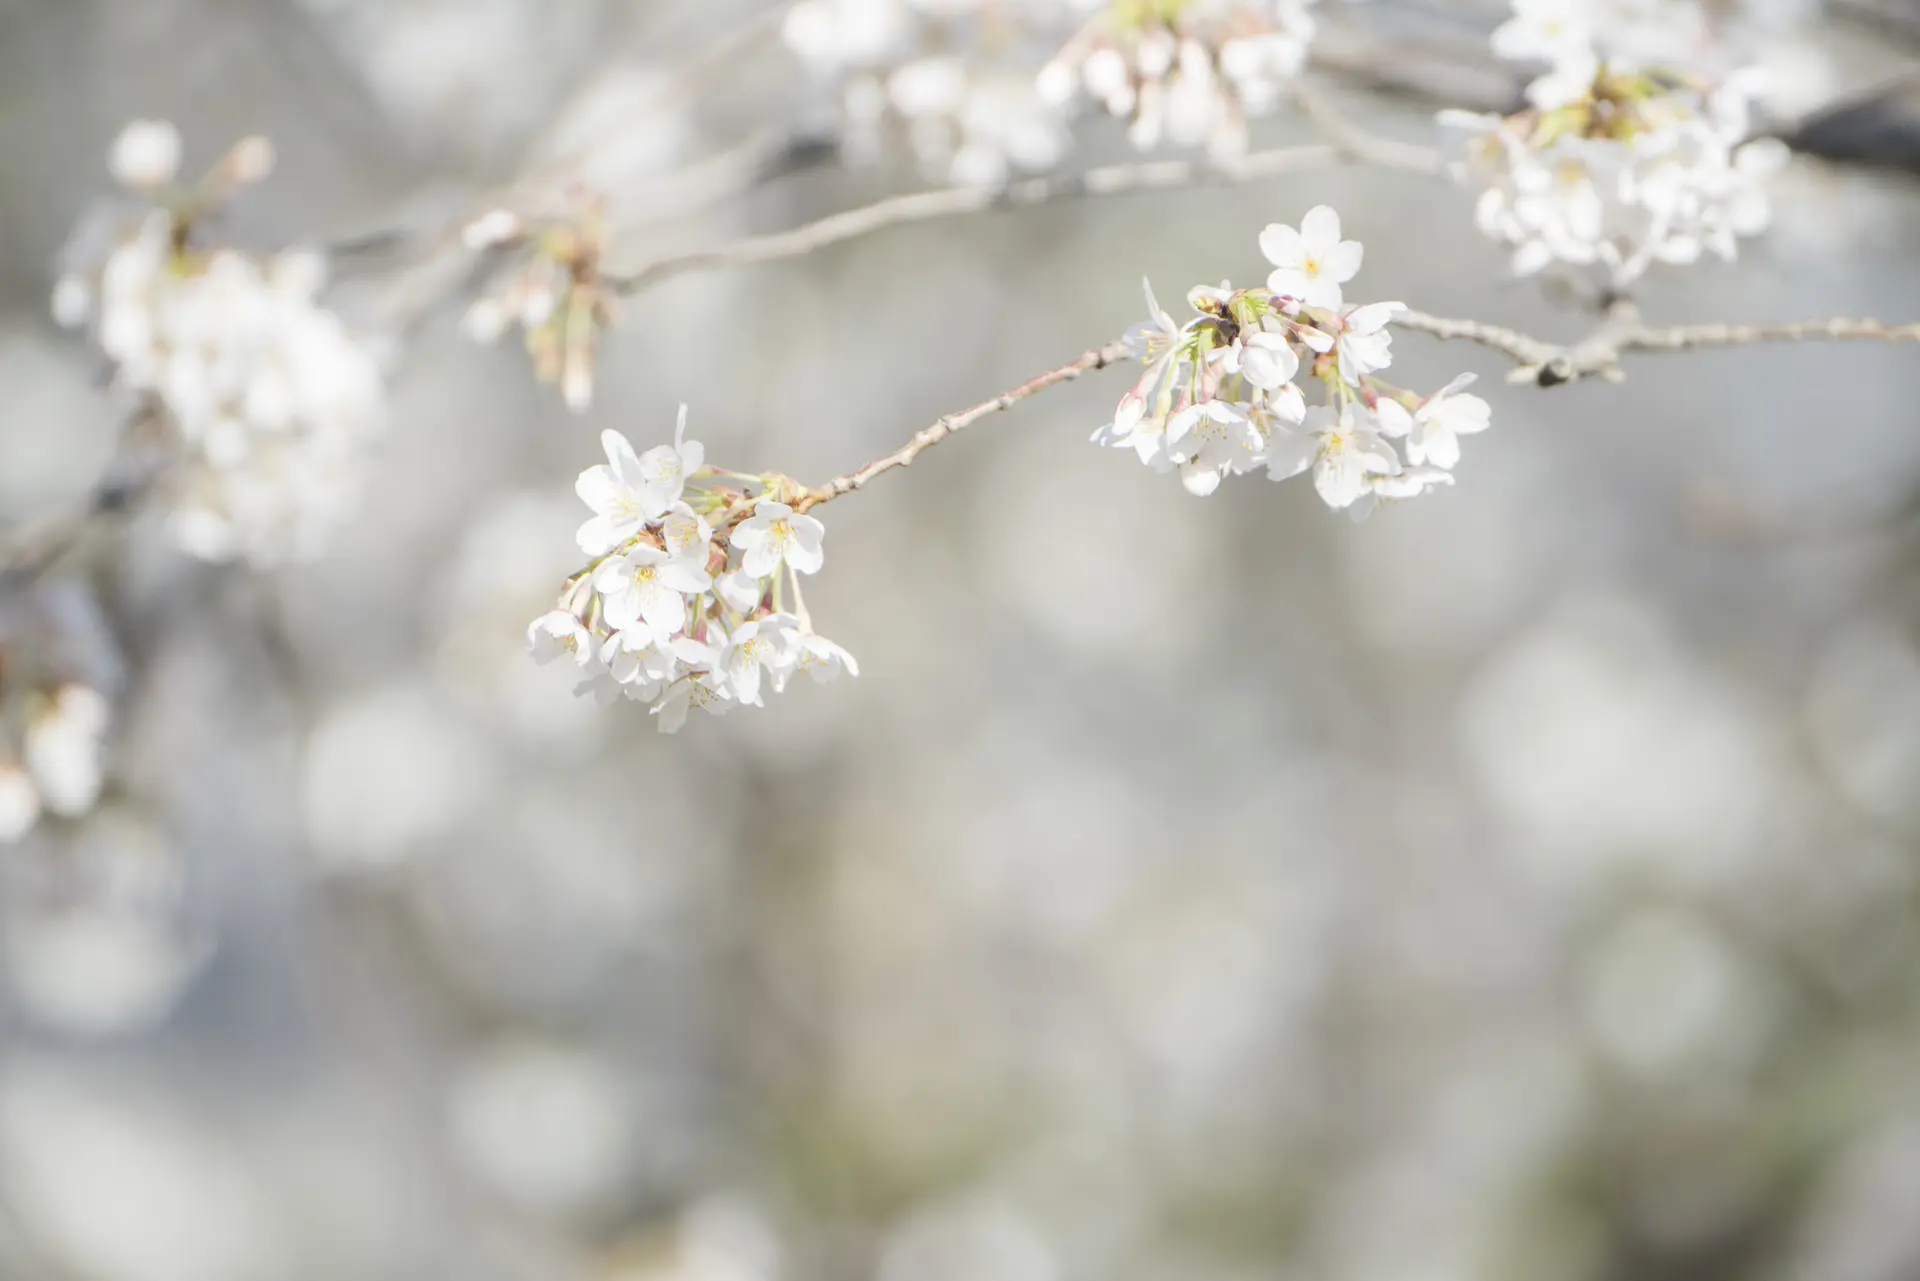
1097 279 1190 462
602 629 675 701
1525 49 1600 109
1347 465 1457 522
1261 206 1363 310
1236 330 1300 391
721 615 802 707
635 405 705 517
1165 399 1264 497
652 663 733 734
593 546 710 635
659 502 713 567
574 665 629 708
1334 301 1403 384
730 502 826 577
526 610 595 669
574 430 654 555
1491 0 1594 66
24 685 110 818
1267 404 1401 510
109 119 182 189
1407 375 1492 469
717 571 765 615
787 632 861 688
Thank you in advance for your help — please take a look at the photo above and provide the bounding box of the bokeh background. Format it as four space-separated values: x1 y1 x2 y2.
3 2 1920 1280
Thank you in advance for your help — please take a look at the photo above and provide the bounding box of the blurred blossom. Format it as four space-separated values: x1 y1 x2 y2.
302 679 495 869
0 1071 279 1281
529 64 693 199
23 682 111 816
448 1038 639 1221
1580 906 1771 1078
409 779 715 1010
611 1196 783 1281
2 813 209 1037
1459 593 1779 890
0 6 1917 1281
299 0 592 154
877 1195 1059 1281
981 420 1219 667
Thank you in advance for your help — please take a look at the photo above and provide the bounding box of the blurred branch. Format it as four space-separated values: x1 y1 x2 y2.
1396 301 1920 386
608 138 1440 297
794 338 1132 512
514 0 799 194
0 405 168 589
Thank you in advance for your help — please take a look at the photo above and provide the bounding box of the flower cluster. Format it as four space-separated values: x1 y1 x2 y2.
783 0 1072 187
528 408 857 732
53 121 387 565
462 200 615 412
1039 0 1320 157
1095 206 1489 518
1443 0 1789 287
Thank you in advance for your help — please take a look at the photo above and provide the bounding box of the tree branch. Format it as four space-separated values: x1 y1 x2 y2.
1396 302 1920 387
793 338 1133 512
0 405 173 589
608 138 1441 298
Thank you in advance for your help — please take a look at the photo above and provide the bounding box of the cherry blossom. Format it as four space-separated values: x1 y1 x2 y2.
730 503 827 578
1093 212 1488 518
530 407 856 733
574 430 656 555
1262 206 1363 310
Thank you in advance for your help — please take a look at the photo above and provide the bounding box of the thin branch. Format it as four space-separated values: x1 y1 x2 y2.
609 138 1439 297
0 406 169 589
1396 302 1920 386
794 338 1133 512
1292 77 1453 175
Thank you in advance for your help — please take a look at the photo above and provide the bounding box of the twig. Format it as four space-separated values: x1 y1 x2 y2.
609 138 1438 297
0 406 169 589
1395 302 1920 387
1292 77 1452 176
794 338 1134 512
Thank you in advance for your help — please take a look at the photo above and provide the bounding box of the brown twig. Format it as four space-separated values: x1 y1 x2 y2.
793 339 1134 512
1395 302 1920 387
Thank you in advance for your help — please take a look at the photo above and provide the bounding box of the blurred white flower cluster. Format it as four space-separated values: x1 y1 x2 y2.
0 684 112 845
1039 0 1322 157
529 408 858 732
53 121 387 565
462 203 615 412
1442 0 1789 288
1096 205 1488 518
0 583 123 846
783 0 1074 187
1492 0 1800 76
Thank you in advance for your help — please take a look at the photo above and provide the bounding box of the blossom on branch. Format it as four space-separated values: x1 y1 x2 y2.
463 197 616 412
1445 0 1790 288
54 121 386 566
1041 0 1321 158
529 408 856 733
1095 206 1489 516
784 0 1072 187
